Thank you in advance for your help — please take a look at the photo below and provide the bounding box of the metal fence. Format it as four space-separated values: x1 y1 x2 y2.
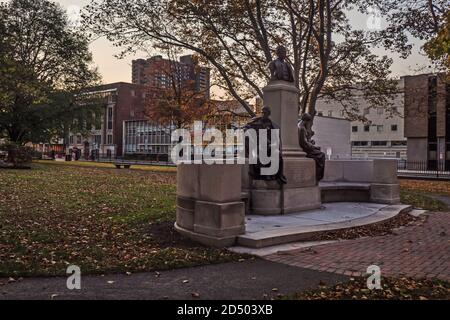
44 151 175 166
90 152 174 166
397 160 450 179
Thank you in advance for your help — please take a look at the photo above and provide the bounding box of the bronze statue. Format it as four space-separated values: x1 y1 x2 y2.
298 113 325 181
244 106 287 185
268 46 294 82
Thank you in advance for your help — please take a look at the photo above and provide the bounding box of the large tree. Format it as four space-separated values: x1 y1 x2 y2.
85 0 407 120
423 11 449 76
0 0 100 148
367 0 449 74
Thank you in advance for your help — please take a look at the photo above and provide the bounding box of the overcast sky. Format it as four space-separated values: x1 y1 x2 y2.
55 0 432 88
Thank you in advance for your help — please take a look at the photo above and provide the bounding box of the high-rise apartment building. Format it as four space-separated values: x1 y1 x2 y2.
131 55 211 98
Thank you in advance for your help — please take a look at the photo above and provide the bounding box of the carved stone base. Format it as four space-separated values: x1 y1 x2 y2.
251 186 321 215
249 157 321 215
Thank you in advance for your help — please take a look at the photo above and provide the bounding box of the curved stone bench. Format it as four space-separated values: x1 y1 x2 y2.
320 182 371 203
322 159 400 205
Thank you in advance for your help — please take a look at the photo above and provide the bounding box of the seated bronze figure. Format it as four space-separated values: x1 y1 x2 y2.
244 106 287 185
298 113 325 181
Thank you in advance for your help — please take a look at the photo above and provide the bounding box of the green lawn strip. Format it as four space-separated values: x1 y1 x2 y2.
0 163 243 277
33 159 177 173
400 189 448 211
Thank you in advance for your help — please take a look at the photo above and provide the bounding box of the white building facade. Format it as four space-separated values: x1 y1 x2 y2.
313 116 352 159
315 79 406 159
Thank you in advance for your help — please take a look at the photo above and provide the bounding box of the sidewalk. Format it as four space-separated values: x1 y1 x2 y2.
0 259 346 300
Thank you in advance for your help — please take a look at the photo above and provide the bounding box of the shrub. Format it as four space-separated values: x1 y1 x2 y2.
0 143 33 166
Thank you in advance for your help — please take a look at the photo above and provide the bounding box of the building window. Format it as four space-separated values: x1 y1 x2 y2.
377 125 384 132
328 111 333 117
391 124 398 131
352 126 358 132
107 107 113 130
363 108 370 115
352 141 369 146
340 110 345 117
377 108 383 115
77 135 82 144
107 134 113 145
94 135 102 146
372 141 388 146
69 135 74 144
364 125 370 132
391 140 406 146
131 90 136 97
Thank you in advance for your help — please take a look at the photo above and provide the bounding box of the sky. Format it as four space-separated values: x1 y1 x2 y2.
55 0 432 87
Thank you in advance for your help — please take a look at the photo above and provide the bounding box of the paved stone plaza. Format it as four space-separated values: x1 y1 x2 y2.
264 212 450 281
245 203 393 232
236 202 411 248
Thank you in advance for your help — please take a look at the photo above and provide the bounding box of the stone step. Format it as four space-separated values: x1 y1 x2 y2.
407 209 428 217
236 204 412 248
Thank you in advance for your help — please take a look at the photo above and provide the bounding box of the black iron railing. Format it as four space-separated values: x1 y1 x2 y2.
397 160 450 179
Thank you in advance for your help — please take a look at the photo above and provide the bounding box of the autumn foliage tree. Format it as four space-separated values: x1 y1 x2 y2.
369 0 449 76
0 0 100 165
143 50 217 128
423 11 450 78
84 0 410 121
145 78 216 129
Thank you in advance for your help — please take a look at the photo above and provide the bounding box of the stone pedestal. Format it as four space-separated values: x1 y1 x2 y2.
248 81 321 215
175 163 246 247
370 159 400 204
263 80 305 158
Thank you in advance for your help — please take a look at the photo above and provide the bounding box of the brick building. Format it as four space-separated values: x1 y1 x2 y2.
66 82 147 158
404 73 450 169
132 55 211 98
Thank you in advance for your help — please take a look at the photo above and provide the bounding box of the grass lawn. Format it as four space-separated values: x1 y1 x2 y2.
400 190 448 211
0 163 242 277
291 277 450 300
400 179 450 197
400 179 449 211
0 161 447 278
34 159 177 173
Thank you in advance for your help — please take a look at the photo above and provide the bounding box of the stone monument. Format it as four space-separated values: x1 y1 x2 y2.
248 46 321 215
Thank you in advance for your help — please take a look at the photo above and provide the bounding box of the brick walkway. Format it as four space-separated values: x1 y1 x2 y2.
265 212 450 281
